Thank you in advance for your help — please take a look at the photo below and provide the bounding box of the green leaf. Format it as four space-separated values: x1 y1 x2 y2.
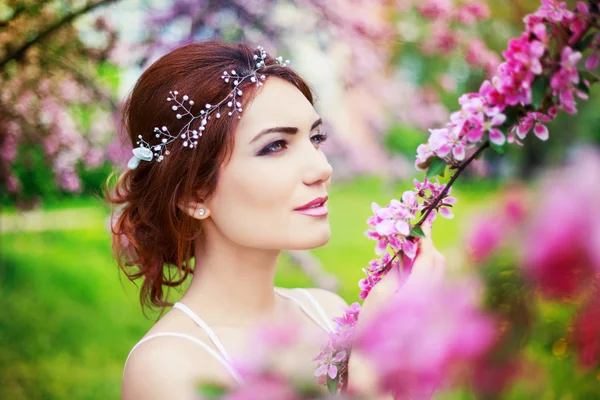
326 375 340 394
531 76 548 110
576 79 590 95
503 107 520 131
410 226 426 238
198 383 228 398
574 34 595 51
490 141 506 155
580 70 600 85
425 157 447 179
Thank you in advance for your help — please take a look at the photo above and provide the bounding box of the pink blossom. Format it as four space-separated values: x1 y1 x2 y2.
550 46 585 114
536 0 574 23
314 347 347 380
584 34 600 70
355 280 496 396
586 52 599 70
314 302 360 388
415 143 435 170
515 111 553 141
428 127 468 161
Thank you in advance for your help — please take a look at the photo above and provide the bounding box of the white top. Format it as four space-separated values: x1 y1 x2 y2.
123 288 335 384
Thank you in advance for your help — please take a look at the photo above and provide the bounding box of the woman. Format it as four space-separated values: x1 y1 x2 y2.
109 41 444 399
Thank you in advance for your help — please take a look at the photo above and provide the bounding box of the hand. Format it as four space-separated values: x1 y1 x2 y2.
362 222 446 315
347 223 446 396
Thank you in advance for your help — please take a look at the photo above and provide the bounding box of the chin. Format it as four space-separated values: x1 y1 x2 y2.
292 226 331 250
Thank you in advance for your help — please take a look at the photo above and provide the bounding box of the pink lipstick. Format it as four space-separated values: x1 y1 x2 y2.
294 196 329 217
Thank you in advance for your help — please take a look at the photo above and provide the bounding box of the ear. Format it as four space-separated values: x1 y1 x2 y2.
177 199 211 220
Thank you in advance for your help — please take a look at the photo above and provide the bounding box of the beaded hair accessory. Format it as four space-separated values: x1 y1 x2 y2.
127 46 291 170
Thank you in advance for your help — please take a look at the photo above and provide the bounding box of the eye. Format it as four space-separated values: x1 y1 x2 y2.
258 139 288 156
311 131 328 146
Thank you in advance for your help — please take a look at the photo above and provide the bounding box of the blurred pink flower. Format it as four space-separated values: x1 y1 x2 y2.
574 294 600 368
453 1 490 25
222 372 299 400
524 149 600 297
416 0 452 20
468 215 507 263
355 280 496 397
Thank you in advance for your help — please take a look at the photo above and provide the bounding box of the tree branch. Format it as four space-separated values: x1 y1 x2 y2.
416 141 490 226
0 0 118 69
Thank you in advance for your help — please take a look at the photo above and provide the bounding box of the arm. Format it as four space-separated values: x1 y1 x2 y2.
122 336 234 400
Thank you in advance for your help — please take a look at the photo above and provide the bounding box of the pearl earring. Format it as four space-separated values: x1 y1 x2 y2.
197 208 205 217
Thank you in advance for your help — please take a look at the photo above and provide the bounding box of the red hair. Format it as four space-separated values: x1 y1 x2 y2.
106 41 314 312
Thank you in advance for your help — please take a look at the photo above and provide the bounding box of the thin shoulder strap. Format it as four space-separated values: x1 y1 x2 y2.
123 332 243 384
173 302 233 363
293 288 335 332
275 288 333 333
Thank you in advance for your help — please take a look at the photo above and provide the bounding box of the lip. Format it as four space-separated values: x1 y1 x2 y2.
294 196 329 217
295 196 328 211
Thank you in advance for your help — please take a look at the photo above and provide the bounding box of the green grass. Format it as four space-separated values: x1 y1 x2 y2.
0 177 501 400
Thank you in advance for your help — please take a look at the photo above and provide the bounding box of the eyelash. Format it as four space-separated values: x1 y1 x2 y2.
258 131 329 156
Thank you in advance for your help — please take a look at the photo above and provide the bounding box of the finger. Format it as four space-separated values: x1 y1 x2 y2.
421 222 433 240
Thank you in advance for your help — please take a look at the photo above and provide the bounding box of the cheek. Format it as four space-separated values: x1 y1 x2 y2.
208 160 297 246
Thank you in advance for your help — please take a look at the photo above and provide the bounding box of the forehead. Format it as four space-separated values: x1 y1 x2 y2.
236 78 317 138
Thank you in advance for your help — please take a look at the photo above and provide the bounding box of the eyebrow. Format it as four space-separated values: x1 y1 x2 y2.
250 118 322 144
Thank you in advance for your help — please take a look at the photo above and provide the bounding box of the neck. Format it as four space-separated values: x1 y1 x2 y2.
180 235 281 325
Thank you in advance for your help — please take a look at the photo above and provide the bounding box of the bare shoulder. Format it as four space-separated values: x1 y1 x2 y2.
122 334 233 400
303 287 349 318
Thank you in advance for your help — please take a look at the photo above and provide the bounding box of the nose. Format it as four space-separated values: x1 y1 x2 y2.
302 145 333 186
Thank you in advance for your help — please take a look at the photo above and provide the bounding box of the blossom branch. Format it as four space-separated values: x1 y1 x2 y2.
416 140 490 227
0 0 117 68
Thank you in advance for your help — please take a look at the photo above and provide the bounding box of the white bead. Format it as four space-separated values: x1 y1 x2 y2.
174 91 179 95
216 113 221 118
227 101 233 107
172 105 178 110
206 104 211 108
181 134 186 138
162 138 167 143
162 126 167 131
189 100 194 105
183 95 189 100
176 114 182 119
183 141 188 147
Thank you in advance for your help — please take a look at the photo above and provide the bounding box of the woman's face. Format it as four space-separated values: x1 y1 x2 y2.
204 77 333 250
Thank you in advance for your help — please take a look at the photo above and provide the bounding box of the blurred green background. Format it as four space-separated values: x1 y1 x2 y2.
2 0 600 399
